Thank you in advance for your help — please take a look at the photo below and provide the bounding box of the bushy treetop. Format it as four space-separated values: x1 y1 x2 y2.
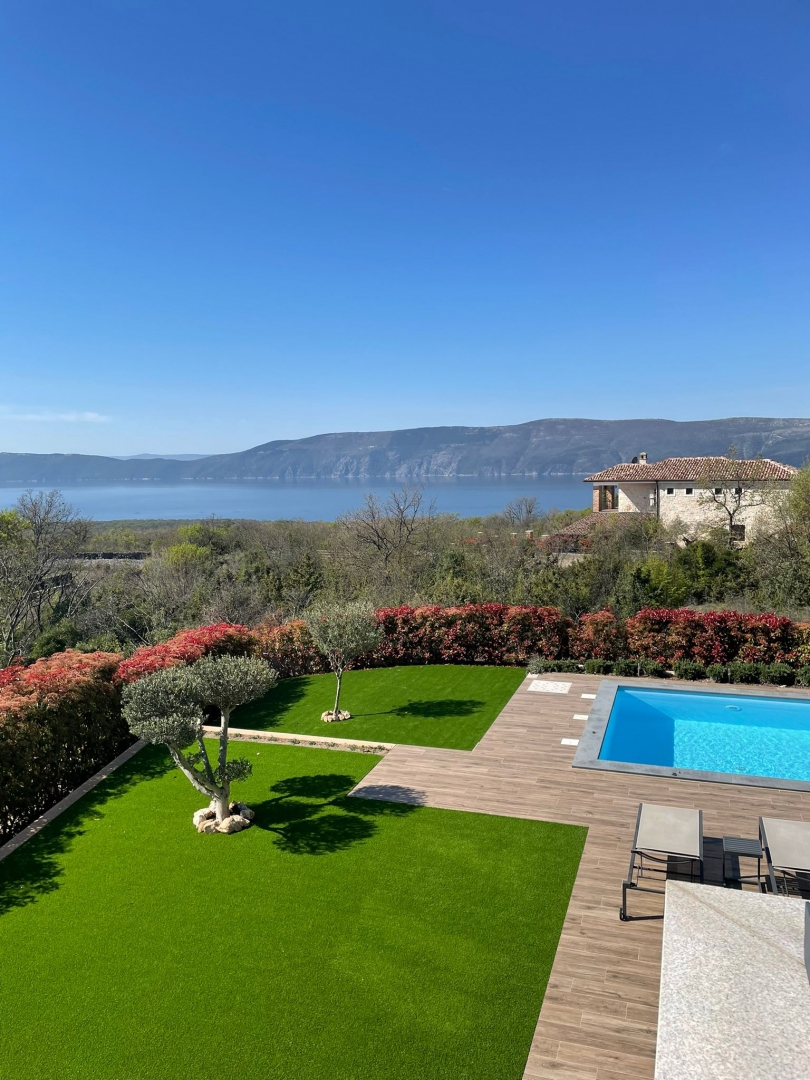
122 665 203 748
305 603 382 673
188 654 277 714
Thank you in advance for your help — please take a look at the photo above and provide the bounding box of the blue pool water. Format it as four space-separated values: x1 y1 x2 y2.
600 687 810 783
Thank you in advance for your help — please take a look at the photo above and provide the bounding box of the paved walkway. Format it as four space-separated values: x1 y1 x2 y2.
349 673 810 1080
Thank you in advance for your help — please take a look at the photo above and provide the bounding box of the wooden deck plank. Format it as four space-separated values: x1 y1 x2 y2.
348 672 810 1078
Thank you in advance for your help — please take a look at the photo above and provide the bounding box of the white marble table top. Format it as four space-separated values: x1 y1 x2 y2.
656 881 810 1080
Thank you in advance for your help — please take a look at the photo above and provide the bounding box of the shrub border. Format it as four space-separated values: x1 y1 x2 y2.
572 679 810 793
0 739 146 865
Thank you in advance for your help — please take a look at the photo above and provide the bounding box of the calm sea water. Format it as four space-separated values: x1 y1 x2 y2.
0 477 589 522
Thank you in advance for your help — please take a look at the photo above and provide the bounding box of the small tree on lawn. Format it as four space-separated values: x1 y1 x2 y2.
305 603 382 721
122 654 277 829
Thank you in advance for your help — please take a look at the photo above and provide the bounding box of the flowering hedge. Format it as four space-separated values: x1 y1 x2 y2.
0 651 127 842
116 623 254 682
253 605 571 674
253 605 809 676
570 610 626 660
373 605 570 666
624 609 798 666
253 621 330 678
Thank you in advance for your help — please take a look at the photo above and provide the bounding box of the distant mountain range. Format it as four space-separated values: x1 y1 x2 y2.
2 417 809 484
112 454 211 461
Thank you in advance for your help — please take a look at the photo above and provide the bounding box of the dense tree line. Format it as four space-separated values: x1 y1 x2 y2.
1 469 809 666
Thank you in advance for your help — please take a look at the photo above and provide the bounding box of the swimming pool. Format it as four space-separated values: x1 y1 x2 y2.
574 683 810 790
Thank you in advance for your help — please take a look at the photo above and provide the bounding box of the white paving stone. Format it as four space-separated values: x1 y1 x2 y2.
527 680 571 694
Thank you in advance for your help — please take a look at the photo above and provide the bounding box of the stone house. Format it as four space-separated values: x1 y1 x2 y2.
585 453 797 541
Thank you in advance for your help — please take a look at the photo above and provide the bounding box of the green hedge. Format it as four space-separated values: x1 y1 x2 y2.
0 652 129 843
526 657 582 674
672 660 707 681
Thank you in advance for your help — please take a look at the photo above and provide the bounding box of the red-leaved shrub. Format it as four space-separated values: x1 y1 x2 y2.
253 621 329 678
116 623 253 682
254 605 570 676
374 604 569 666
570 610 626 660
0 650 127 842
625 609 798 666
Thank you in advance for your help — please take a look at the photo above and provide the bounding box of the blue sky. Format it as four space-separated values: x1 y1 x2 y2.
1 0 809 455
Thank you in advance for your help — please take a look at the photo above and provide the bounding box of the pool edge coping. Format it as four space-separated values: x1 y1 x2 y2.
572 679 810 793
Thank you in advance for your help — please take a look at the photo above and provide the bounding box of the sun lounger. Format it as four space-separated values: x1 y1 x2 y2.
620 803 703 920
759 817 810 896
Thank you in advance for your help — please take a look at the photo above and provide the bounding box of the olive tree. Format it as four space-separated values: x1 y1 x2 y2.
305 603 382 721
697 448 766 545
122 654 277 826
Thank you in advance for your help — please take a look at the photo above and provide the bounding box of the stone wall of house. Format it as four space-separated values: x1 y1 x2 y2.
616 483 656 513
657 482 789 536
589 480 791 539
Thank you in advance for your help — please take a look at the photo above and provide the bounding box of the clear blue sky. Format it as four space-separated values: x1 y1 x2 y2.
2 0 809 455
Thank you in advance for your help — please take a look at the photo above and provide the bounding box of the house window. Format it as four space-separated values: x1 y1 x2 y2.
666 488 674 495
599 485 618 511
730 523 746 542
714 488 722 495
734 487 743 495
685 488 693 496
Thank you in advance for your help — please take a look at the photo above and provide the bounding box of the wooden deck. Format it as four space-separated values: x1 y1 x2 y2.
349 673 810 1080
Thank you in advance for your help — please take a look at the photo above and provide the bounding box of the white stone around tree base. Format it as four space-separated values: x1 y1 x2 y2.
215 816 243 834
321 709 351 722
193 802 255 833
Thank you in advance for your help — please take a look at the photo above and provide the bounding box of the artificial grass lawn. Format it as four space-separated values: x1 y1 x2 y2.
233 664 526 749
0 742 585 1080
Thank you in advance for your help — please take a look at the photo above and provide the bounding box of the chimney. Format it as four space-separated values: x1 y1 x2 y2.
525 529 534 541
638 451 648 465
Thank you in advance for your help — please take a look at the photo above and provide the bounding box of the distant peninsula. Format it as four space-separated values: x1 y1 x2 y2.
2 417 809 484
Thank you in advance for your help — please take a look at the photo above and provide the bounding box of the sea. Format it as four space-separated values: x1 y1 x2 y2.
0 477 590 522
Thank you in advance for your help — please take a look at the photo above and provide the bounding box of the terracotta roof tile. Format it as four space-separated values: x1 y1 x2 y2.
584 457 797 483
540 511 655 549
548 516 599 538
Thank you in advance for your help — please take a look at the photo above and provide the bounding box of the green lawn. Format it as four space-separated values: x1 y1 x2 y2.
232 664 526 749
0 743 585 1080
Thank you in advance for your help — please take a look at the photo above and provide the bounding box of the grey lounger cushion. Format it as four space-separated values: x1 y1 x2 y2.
761 818 810 874
635 803 702 860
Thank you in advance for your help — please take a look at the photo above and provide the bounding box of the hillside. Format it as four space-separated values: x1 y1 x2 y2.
1 417 809 484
